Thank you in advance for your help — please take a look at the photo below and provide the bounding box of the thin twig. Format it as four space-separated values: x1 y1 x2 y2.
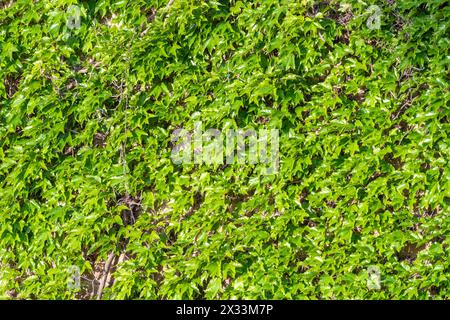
166 0 175 8
96 253 115 300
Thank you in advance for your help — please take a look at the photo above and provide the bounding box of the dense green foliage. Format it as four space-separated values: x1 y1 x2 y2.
0 0 449 299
